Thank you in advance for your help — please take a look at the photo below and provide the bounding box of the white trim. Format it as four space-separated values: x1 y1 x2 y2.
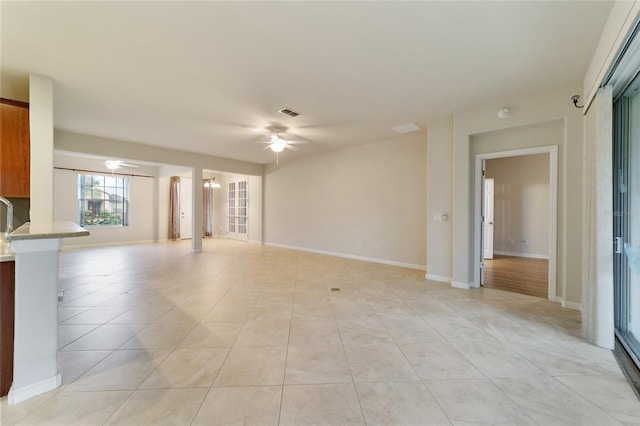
60 239 157 250
451 280 471 289
493 251 549 260
425 273 452 283
562 300 582 311
584 2 640 111
8 373 61 405
474 145 558 303
264 242 426 271
554 297 582 312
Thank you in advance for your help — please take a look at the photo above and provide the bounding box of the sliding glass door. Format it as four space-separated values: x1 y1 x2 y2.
614 71 640 363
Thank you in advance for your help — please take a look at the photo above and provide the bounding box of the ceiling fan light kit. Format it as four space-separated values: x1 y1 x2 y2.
269 134 288 153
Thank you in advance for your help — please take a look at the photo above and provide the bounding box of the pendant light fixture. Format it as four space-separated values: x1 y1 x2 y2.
203 176 221 188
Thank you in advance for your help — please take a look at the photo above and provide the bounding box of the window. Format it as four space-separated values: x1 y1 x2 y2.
78 174 129 226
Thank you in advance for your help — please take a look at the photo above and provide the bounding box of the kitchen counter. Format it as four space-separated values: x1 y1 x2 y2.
7 221 89 241
6 221 89 404
0 221 87 262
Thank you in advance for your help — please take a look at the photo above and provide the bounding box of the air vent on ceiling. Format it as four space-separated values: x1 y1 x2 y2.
279 108 300 117
392 122 422 134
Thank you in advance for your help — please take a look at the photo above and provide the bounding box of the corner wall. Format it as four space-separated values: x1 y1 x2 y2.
427 84 584 307
263 132 427 269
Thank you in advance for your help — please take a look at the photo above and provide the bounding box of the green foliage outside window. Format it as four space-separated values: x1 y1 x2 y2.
78 174 129 227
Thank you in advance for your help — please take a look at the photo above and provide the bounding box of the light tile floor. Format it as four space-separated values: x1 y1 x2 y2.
2 239 640 425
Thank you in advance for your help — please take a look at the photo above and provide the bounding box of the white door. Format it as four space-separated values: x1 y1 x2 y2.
483 178 494 259
228 179 249 241
180 177 192 240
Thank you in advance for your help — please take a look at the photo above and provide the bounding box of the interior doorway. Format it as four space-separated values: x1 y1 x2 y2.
179 177 192 240
474 146 557 301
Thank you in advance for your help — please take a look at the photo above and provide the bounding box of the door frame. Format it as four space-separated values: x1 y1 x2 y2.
473 145 558 301
483 177 495 260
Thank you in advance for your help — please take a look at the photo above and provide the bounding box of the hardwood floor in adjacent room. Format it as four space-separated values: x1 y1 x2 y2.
482 254 548 298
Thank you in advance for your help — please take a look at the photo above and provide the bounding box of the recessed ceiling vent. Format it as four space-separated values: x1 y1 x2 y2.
392 122 422 134
279 108 300 117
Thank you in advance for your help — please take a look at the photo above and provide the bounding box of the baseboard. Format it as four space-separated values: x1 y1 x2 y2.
8 373 61 405
264 242 426 271
561 299 582 311
551 296 582 311
493 251 549 260
61 239 158 250
451 280 471 289
425 273 451 283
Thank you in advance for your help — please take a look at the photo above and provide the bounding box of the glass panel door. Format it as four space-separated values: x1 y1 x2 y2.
614 71 640 363
227 179 249 241
228 182 236 234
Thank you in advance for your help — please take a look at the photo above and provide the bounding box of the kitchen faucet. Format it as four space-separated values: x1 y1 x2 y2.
0 196 14 239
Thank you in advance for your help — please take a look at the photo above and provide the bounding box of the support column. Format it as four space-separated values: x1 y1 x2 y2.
192 167 203 253
29 74 54 224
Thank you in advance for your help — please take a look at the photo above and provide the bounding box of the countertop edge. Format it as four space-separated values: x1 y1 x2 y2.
7 221 90 241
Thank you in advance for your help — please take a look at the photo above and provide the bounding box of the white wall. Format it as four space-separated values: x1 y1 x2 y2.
485 154 550 258
263 132 427 269
55 130 263 176
53 154 158 247
426 116 453 281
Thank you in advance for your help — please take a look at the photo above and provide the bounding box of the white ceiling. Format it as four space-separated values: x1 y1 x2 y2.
1 1 612 165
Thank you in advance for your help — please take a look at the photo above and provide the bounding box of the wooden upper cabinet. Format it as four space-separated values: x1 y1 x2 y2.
0 99 30 198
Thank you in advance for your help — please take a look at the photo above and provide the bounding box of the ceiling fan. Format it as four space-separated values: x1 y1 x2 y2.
252 125 308 164
103 160 139 170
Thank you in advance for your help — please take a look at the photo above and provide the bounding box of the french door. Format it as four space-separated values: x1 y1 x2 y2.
228 179 248 241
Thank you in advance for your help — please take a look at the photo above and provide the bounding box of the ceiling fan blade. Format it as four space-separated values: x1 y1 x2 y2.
119 163 139 168
283 131 312 143
285 144 299 151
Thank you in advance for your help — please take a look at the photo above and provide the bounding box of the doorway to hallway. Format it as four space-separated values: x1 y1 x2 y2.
475 146 557 301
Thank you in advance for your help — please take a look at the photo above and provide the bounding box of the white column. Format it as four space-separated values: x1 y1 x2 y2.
192 167 203 252
29 74 54 224
426 116 454 283
582 86 614 349
8 238 62 404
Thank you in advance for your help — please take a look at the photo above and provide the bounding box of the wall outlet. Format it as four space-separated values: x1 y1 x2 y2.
357 241 362 247
433 213 442 221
